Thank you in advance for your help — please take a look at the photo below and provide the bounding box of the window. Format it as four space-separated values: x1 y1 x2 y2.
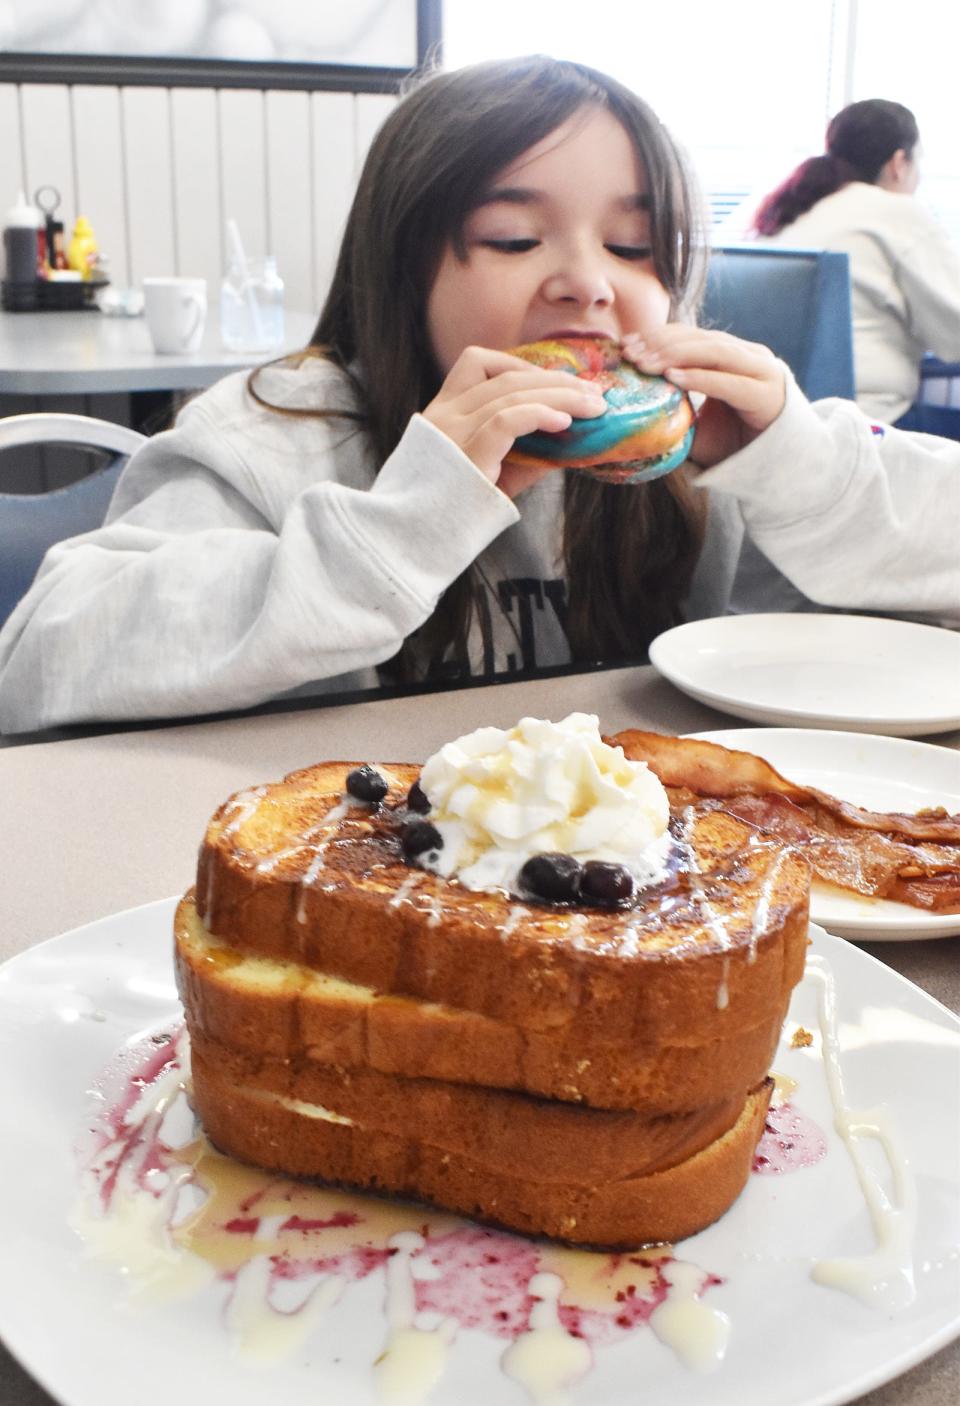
442 0 960 242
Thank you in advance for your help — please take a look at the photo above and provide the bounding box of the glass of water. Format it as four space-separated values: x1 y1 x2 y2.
220 256 285 353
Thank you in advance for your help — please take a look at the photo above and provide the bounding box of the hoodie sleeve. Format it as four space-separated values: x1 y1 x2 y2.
696 372 960 626
0 384 518 733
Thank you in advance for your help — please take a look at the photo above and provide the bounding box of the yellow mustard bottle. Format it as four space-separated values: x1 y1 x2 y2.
67 215 98 280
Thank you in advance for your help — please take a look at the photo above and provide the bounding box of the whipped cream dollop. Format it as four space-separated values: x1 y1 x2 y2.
416 713 671 895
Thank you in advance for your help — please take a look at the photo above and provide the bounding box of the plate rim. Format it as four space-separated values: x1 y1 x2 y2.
650 613 960 732
0 900 959 1406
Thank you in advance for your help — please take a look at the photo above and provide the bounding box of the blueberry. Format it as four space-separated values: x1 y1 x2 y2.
407 780 431 813
581 861 635 907
401 820 444 860
346 765 389 804
519 853 582 903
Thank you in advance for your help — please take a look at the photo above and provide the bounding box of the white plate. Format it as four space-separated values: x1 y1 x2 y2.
1 898 959 1406
649 614 960 736
688 728 960 940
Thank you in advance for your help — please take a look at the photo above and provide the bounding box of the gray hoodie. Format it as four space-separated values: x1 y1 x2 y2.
0 358 957 732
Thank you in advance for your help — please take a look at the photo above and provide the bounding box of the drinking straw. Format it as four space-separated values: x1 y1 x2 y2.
226 216 265 342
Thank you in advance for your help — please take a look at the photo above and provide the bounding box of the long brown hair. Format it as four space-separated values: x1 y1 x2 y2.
752 99 919 237
252 55 709 675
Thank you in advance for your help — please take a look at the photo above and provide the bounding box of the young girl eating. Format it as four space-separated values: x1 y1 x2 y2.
0 56 957 733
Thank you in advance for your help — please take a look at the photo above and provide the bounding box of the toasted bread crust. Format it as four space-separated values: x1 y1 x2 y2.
196 762 810 1044
187 1029 748 1184
190 1043 772 1249
177 893 790 1111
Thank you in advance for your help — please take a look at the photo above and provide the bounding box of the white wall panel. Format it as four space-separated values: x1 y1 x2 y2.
0 86 24 221
8 78 368 319
121 87 176 284
310 91 355 312
353 93 397 177
264 88 313 312
170 87 221 291
218 88 267 268
19 84 76 233
72 86 129 286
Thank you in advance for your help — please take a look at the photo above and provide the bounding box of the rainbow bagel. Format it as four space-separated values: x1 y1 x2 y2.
505 337 695 485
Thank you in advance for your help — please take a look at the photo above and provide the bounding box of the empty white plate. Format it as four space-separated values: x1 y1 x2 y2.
650 614 960 736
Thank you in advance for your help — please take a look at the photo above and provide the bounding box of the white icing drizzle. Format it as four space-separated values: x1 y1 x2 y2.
422 893 445 928
374 1231 456 1403
805 953 917 1312
615 917 644 958
648 1260 730 1372
202 856 216 924
285 797 360 923
678 808 734 1004
256 818 340 875
747 846 790 963
500 905 531 939
564 912 589 945
70 1032 215 1304
500 1271 591 1405
389 874 423 909
226 1213 345 1362
221 786 268 837
295 844 332 924
715 956 730 1011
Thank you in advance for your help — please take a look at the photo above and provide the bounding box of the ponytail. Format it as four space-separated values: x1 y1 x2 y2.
750 98 919 237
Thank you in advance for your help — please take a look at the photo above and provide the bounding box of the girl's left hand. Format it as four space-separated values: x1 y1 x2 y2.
622 326 786 469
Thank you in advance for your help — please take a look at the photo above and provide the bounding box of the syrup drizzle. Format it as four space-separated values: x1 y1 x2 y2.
72 1027 759 1401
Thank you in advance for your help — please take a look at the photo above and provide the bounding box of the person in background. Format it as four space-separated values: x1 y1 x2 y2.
0 59 958 735
749 98 960 424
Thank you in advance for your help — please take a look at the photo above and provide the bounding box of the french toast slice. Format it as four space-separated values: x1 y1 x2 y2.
186 1028 748 1185
190 1039 772 1249
197 761 810 1045
177 893 792 1112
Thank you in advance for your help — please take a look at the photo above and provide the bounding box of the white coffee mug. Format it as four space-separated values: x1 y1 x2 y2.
143 277 207 354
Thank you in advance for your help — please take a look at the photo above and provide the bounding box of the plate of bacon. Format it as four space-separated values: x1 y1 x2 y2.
612 728 960 941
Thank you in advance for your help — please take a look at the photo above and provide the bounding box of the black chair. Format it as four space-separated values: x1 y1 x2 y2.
703 246 856 401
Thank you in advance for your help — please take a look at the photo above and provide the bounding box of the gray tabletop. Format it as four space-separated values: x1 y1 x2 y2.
1 665 958 1405
0 308 317 395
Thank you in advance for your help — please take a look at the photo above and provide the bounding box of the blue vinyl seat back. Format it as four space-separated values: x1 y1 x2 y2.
895 402 960 441
0 455 125 626
703 246 856 402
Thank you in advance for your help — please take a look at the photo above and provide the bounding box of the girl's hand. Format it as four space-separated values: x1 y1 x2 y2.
622 326 786 469
422 346 607 498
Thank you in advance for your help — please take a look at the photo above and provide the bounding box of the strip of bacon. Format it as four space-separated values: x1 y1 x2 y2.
612 731 960 913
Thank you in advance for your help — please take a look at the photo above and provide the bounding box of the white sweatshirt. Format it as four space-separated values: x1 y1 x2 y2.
761 182 960 422
0 357 957 733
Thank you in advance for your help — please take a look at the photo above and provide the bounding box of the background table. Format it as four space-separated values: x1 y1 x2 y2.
1 665 958 1405
0 307 318 396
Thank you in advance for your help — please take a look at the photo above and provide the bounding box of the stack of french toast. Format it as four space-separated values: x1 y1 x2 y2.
176 717 809 1249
